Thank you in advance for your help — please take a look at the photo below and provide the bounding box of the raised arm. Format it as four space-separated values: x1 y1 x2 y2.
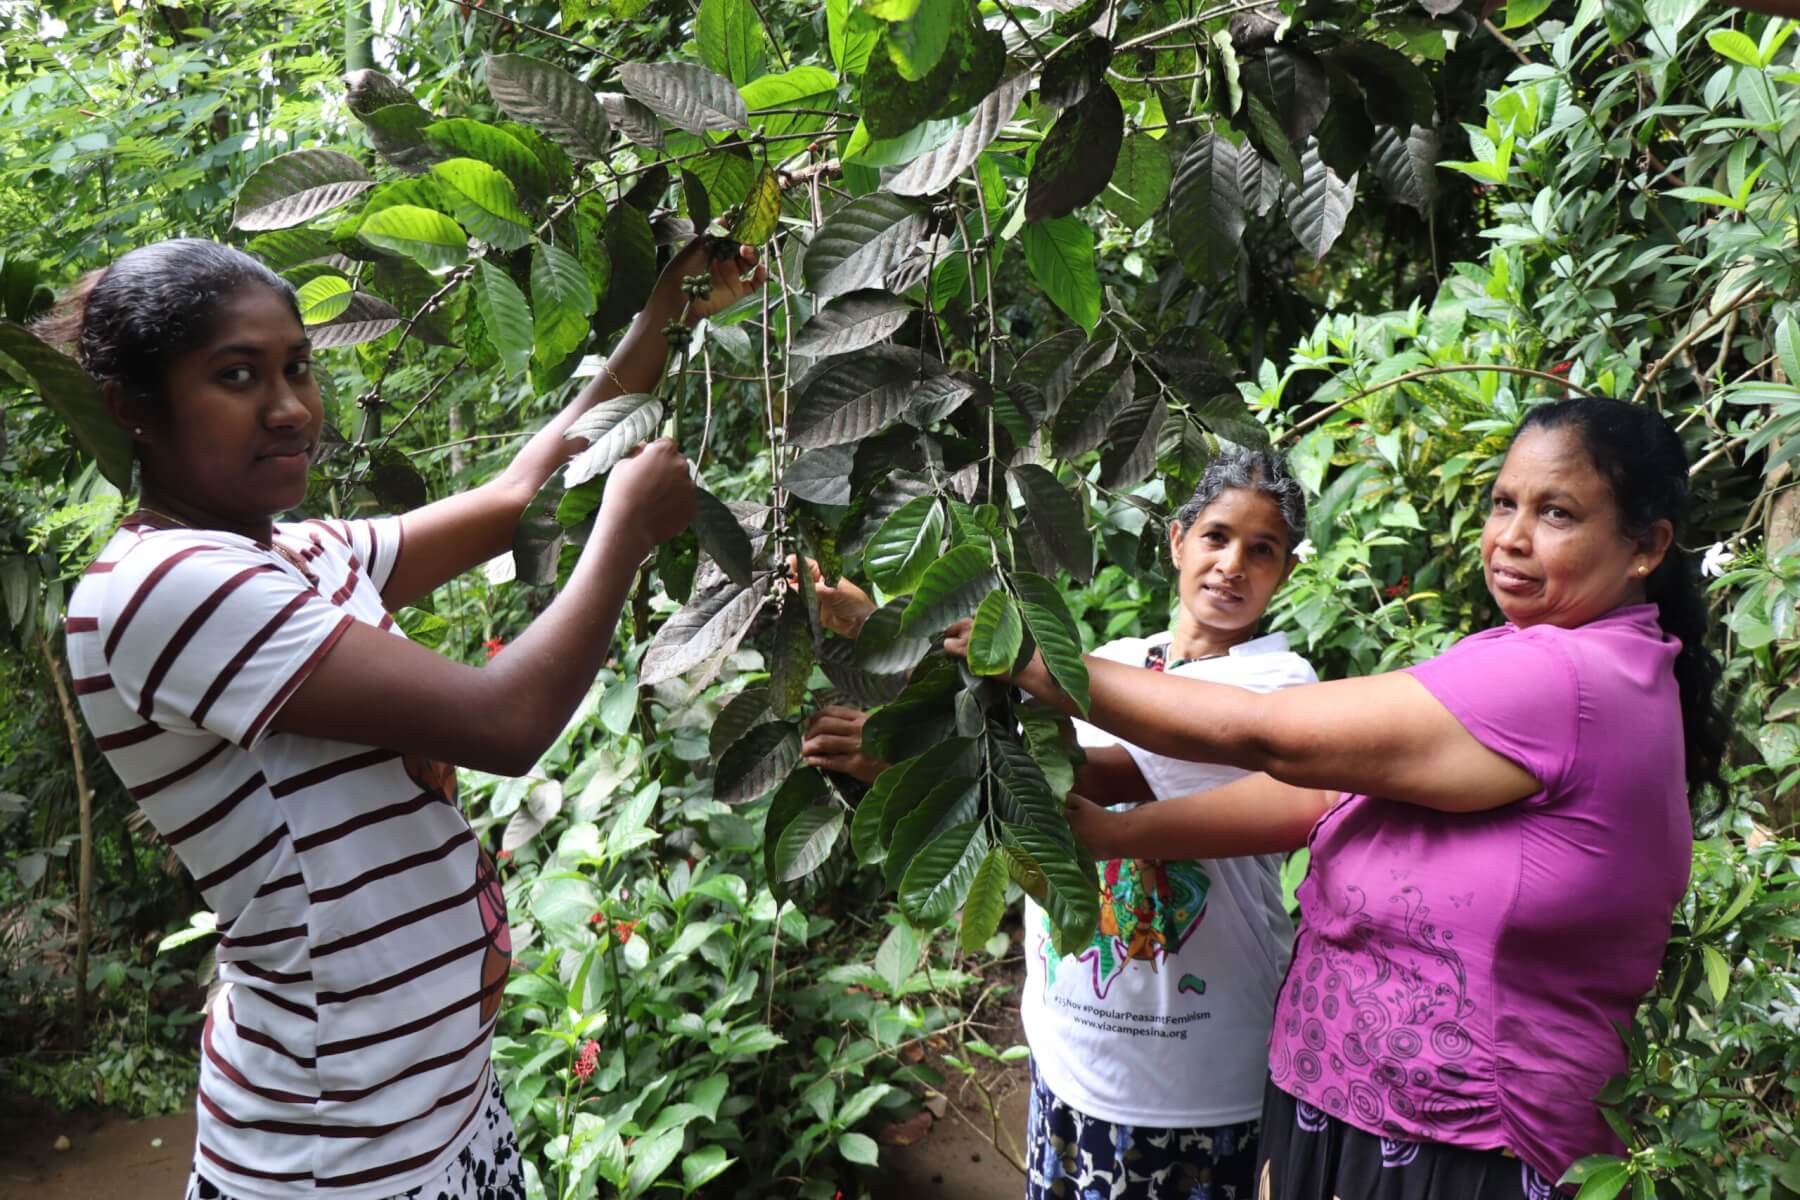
379 240 766 610
946 624 1537 814
271 439 694 775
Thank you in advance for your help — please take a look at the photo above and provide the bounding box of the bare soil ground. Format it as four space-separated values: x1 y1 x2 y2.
0 1094 192 1200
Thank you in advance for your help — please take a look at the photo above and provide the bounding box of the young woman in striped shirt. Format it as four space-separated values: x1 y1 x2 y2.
46 236 763 1200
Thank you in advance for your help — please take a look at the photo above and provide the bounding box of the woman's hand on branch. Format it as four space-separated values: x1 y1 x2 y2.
943 618 1060 703
786 555 877 637
1065 793 1121 858
596 438 695 557
802 705 888 783
653 239 768 325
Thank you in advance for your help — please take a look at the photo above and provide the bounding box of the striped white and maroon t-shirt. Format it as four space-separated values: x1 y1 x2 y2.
67 515 511 1199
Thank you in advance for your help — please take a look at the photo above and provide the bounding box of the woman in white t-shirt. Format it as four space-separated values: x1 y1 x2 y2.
800 449 1315 1200
43 237 763 1200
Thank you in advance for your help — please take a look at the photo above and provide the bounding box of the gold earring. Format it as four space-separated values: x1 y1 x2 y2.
1637 565 1648 576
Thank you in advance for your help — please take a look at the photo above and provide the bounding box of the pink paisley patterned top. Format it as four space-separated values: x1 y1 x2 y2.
1268 604 1691 1183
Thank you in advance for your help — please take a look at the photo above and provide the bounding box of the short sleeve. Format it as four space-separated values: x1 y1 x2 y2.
302 515 406 595
99 537 355 749
1404 630 1581 800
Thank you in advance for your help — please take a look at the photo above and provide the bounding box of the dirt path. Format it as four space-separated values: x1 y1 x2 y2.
0 1083 1027 1200
0 1097 193 1200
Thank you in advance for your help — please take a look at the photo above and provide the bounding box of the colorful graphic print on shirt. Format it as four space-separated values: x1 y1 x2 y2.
1041 641 1215 1003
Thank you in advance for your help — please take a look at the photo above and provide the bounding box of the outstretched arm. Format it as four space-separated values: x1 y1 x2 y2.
272 439 695 775
1067 773 1334 861
945 622 1537 815
379 241 767 611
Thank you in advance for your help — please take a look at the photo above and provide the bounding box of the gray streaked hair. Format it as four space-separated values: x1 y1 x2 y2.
1173 447 1307 551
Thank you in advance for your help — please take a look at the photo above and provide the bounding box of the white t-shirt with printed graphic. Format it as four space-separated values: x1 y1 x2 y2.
67 515 509 1200
1022 630 1317 1128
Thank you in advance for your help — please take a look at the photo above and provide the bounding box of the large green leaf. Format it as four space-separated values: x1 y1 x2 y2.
888 73 1031 197
511 473 571 586
1025 83 1124 221
1000 820 1098 954
295 274 352 325
717 721 801 805
1009 465 1090 582
564 393 664 487
742 65 839 144
709 686 770 760
817 638 910 708
765 589 815 717
617 62 748 135
354 102 440 175
422 119 553 204
687 144 758 213
792 290 913 358
642 581 765 686
884 0 956 80
730 167 784 246
900 545 997 634
474 259 534 380
598 92 665 150
1104 133 1173 229
1169 132 1245 283
0 323 132 489
783 445 855 504
1012 573 1090 714
966 589 1023 677
1289 142 1355 260
233 149 373 231
696 0 769 86
485 53 612 161
1328 41 1434 128
802 194 929 298
852 597 934 675
1007 329 1086 425
531 240 597 366
1100 388 1167 488
787 345 931 448
1245 45 1329 148
827 0 882 77
1049 362 1134 459
430 158 532 251
773 807 844 882
885 775 980 888
356 204 468 272
900 820 988 927
692 488 756 587
958 849 1009 950
305 293 404 349
864 496 945 594
1370 124 1439 215
1021 217 1100 333
246 228 333 271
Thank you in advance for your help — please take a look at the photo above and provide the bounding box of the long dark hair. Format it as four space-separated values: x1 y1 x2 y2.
1517 398 1726 801
33 238 298 415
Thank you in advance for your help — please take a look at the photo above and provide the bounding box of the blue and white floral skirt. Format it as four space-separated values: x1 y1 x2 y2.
1025 1059 1261 1200
1256 1081 1567 1199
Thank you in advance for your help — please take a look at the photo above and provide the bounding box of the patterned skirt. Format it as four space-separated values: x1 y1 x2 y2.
184 1068 525 1200
1026 1059 1262 1200
1256 1081 1566 1199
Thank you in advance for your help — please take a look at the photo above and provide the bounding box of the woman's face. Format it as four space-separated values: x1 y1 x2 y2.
132 284 321 527
1481 426 1670 628
1168 487 1294 643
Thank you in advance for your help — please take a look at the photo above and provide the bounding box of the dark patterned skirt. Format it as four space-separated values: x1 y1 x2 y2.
1256 1081 1566 1199
1026 1059 1262 1200
184 1068 524 1200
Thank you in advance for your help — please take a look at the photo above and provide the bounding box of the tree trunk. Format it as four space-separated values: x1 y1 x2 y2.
37 628 94 1044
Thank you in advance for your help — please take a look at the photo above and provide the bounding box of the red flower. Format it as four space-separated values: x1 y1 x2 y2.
1384 575 1411 599
484 637 506 658
1548 360 1572 377
588 912 605 926
496 849 512 862
572 1040 599 1081
612 919 639 944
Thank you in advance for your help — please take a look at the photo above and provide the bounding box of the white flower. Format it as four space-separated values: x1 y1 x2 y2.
1700 542 1735 579
1768 999 1800 1035
1292 538 1317 563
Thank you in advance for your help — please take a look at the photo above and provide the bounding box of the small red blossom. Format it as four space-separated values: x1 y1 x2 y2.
572 1039 599 1081
588 912 605 927
1384 575 1411 599
496 849 512 862
612 919 639 944
484 637 506 658
1548 360 1573 377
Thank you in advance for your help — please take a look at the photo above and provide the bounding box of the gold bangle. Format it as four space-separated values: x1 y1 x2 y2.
601 361 630 395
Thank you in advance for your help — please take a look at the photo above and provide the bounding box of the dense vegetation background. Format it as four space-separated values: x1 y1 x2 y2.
1 0 1797 1195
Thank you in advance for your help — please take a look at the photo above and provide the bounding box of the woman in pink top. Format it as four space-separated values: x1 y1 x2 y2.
947 398 1724 1198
